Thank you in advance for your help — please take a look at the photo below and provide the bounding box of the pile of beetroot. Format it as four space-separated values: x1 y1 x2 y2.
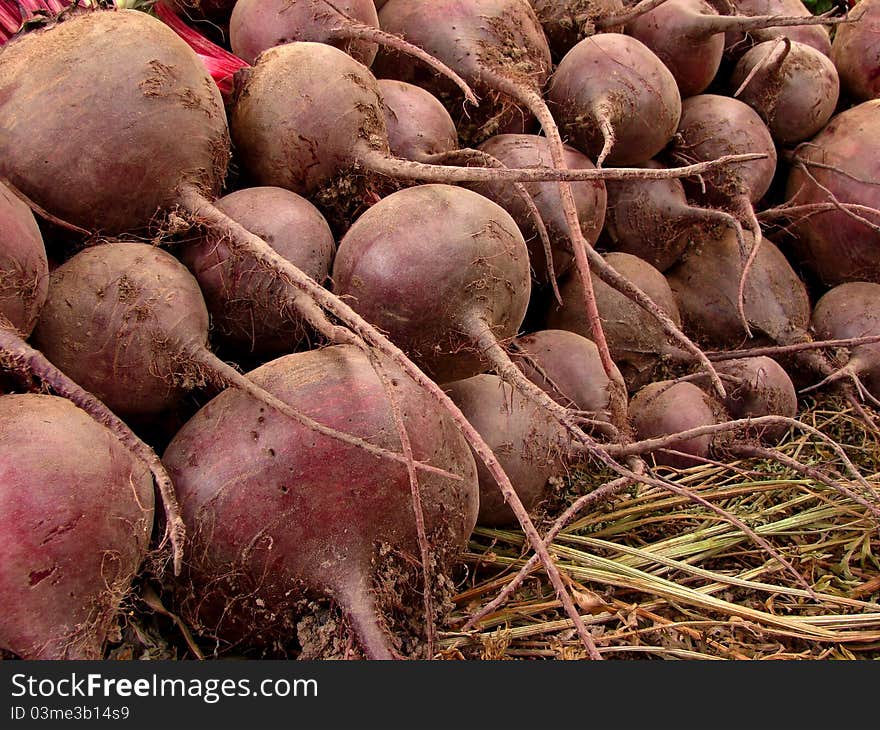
1 0 879 661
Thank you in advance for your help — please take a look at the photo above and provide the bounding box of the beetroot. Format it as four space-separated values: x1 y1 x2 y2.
0 9 229 237
601 160 745 272
811 282 880 399
179 186 336 359
332 184 531 384
546 252 690 392
33 243 214 419
0 181 48 336
230 0 381 65
466 134 607 285
730 39 839 145
831 0 880 103
548 33 682 166
785 100 880 286
667 229 809 348
30 242 381 455
445 374 569 527
511 329 623 417
629 380 725 468
625 0 844 97
0 394 154 659
163 345 479 658
531 0 627 58
374 0 553 146
694 356 797 440
726 0 833 55
669 94 777 244
378 79 458 162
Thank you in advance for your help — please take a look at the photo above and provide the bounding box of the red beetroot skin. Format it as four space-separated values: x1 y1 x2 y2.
180 186 336 358
0 394 154 659
693 356 797 441
730 40 839 145
546 252 688 392
785 101 880 286
230 0 380 66
532 0 627 59
548 33 682 166
0 182 48 335
378 80 459 161
374 0 553 146
332 184 532 384
0 10 229 237
626 0 728 98
446 373 570 527
667 229 812 349
32 243 211 419
812 282 880 397
163 345 479 657
670 94 777 210
512 329 622 416
726 0 832 56
466 134 607 285
831 0 880 102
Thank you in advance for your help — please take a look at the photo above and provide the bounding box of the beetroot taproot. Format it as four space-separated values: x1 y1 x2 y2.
548 33 682 167
730 39 839 145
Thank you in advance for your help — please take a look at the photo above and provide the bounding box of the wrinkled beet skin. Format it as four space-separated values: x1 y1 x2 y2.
546 252 686 392
831 0 880 102
512 329 620 415
548 34 682 166
667 229 812 349
446 374 569 527
332 185 532 384
163 346 479 648
0 183 48 336
730 40 839 145
626 0 726 98
466 135 607 285
0 394 154 660
374 0 552 146
672 94 777 206
378 80 459 161
0 10 228 236
32 243 210 418
629 381 722 468
231 42 387 197
785 101 880 286
180 187 336 358
230 0 380 66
